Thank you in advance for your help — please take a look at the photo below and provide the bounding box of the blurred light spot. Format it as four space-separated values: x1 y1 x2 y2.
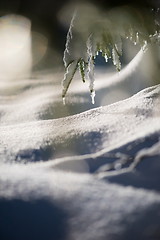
32 31 48 66
0 14 32 80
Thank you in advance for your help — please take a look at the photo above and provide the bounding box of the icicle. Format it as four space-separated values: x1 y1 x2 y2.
62 97 66 105
62 10 80 99
78 58 87 83
104 54 108 62
136 32 139 43
114 36 122 56
88 57 95 94
87 35 96 102
112 47 121 71
91 90 96 104
63 10 77 68
142 40 148 52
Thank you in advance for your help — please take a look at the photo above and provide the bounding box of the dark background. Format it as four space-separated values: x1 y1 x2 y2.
0 0 159 52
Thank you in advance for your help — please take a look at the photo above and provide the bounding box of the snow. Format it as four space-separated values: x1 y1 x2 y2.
0 163 160 240
0 60 160 239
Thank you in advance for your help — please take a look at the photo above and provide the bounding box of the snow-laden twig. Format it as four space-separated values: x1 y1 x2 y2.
62 4 160 101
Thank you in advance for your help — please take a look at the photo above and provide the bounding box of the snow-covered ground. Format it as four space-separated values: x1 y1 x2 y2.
0 62 160 239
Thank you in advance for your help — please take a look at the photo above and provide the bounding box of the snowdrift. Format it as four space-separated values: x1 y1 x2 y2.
0 70 160 240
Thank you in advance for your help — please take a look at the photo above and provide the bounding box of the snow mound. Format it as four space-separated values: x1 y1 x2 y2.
0 71 160 240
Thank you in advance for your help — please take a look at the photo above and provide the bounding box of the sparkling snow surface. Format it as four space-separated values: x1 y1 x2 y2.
0 66 160 240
